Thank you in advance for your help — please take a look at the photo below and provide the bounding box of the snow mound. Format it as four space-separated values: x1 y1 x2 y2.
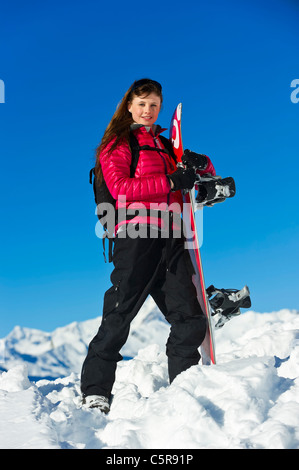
0 303 298 449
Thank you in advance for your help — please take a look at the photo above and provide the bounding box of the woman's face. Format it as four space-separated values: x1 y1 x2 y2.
128 93 161 128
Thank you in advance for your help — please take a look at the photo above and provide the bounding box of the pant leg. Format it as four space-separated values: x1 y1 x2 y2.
150 236 207 383
81 234 164 398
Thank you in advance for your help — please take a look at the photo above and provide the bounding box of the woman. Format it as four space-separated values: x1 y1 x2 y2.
81 78 215 413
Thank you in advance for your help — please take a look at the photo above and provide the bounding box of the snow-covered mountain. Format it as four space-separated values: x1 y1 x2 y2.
0 298 298 449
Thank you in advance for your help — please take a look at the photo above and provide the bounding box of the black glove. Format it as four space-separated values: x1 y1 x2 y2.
182 149 208 170
168 167 196 192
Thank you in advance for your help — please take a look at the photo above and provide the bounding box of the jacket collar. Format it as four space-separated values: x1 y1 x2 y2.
130 123 167 136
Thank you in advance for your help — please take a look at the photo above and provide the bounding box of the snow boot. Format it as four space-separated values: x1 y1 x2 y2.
82 395 110 414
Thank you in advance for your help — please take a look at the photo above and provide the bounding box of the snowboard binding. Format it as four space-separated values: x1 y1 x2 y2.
207 285 251 329
195 174 236 207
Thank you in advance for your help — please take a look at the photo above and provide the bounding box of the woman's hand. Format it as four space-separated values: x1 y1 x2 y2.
168 167 196 192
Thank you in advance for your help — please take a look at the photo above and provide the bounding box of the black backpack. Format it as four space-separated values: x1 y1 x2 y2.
89 132 176 261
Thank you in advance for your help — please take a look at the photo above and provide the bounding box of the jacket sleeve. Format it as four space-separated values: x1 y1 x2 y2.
99 139 171 201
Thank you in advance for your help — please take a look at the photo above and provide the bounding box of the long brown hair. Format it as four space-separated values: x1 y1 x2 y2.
95 79 163 181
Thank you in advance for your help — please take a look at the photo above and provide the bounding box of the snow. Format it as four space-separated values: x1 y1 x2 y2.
0 297 298 449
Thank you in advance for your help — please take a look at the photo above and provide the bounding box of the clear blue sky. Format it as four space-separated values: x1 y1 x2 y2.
1 0 298 336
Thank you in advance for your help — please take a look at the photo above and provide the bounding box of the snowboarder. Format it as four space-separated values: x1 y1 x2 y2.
80 78 216 413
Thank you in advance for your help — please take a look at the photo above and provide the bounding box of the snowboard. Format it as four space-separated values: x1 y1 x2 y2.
169 103 216 365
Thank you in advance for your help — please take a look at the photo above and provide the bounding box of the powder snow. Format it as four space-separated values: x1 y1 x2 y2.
0 297 298 449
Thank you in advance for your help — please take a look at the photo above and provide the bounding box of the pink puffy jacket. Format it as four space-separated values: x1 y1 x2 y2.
99 125 215 231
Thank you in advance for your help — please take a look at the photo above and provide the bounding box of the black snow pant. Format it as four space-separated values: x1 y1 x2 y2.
80 230 207 399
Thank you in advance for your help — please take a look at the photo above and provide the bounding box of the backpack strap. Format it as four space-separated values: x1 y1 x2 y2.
129 132 177 178
129 132 141 178
102 231 114 263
